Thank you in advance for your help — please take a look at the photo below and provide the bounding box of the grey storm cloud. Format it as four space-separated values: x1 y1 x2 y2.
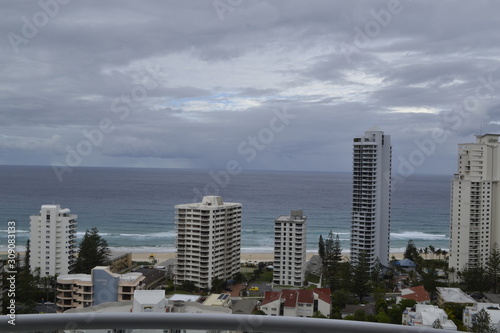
1 0 500 174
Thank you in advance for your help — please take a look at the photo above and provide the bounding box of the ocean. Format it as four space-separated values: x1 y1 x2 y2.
0 165 451 255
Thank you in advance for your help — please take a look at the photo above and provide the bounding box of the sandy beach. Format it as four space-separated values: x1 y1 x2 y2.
131 251 405 263
1 251 405 264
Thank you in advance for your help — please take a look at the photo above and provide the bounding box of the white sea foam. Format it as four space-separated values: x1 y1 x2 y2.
390 231 448 241
75 231 176 239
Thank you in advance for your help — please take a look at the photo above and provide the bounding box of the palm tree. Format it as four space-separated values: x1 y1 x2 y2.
429 245 436 259
441 250 448 261
424 247 429 259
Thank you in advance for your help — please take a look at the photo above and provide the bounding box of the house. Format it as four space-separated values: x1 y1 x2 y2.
260 288 330 317
463 303 500 331
397 285 430 304
395 259 417 272
402 304 457 331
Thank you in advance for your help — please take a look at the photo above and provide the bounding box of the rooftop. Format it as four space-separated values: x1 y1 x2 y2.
437 287 476 304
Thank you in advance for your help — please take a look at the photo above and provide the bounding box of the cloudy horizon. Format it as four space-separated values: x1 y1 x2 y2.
2 0 500 178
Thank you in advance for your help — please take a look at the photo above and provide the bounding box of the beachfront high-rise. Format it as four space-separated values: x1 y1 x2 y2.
449 134 500 273
175 196 241 289
351 129 392 267
273 210 307 287
29 204 78 276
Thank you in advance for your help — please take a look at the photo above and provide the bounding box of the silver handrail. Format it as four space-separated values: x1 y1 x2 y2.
1 313 443 333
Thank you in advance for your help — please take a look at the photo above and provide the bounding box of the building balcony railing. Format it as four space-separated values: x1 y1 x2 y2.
0 313 442 333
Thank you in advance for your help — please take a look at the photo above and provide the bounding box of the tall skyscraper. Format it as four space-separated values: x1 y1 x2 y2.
29 204 78 276
351 129 391 267
273 210 307 287
449 134 500 272
175 196 241 289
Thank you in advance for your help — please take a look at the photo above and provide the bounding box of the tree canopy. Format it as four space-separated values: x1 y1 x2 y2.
73 227 111 274
471 308 496 333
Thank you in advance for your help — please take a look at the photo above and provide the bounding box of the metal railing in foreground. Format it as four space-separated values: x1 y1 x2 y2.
1 313 442 333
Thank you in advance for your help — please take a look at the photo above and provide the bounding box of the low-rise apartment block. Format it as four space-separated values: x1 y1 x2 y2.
56 266 145 312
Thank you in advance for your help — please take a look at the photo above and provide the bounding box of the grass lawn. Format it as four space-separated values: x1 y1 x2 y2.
306 273 320 284
255 270 273 283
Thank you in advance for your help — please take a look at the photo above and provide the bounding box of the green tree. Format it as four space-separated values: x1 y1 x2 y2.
211 277 225 293
73 227 111 273
318 235 325 260
24 239 31 272
331 289 350 313
337 261 352 291
404 240 420 262
351 250 372 302
420 259 445 299
181 280 197 292
321 231 343 289
459 265 490 292
471 308 496 333
376 310 391 323
486 243 500 293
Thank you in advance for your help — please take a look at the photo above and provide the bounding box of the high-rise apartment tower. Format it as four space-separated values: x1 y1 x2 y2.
175 196 241 289
449 134 500 273
29 204 78 276
351 129 392 267
273 210 307 287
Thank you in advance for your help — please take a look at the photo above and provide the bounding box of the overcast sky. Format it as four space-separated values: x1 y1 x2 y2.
2 0 500 176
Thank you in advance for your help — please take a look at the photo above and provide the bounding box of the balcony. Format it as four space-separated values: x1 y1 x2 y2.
0 313 444 333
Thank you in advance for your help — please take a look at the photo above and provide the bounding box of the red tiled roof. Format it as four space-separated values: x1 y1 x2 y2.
401 285 430 303
263 288 331 309
261 291 281 306
282 289 298 307
314 288 331 304
297 289 314 304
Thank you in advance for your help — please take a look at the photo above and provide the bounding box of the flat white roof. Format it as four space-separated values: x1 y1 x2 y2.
168 294 200 302
437 287 476 304
134 290 165 304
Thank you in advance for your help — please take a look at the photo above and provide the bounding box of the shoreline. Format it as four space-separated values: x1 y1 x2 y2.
128 251 406 263
0 251 406 263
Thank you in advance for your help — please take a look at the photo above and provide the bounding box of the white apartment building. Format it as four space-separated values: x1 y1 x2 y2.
175 196 242 289
449 134 500 273
29 204 78 276
351 129 392 267
273 210 307 286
